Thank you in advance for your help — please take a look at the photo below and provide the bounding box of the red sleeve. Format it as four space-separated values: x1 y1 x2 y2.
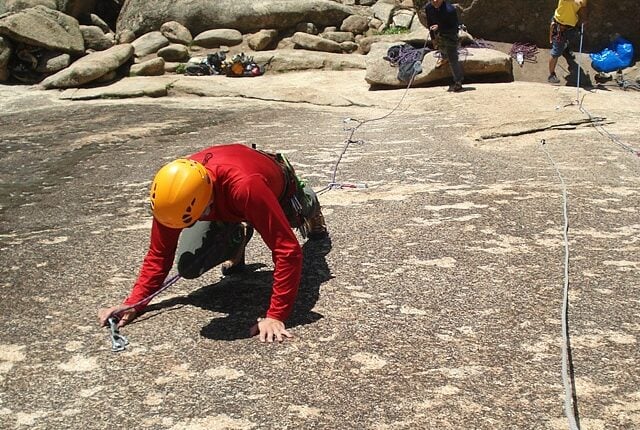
232 175 302 322
123 219 181 312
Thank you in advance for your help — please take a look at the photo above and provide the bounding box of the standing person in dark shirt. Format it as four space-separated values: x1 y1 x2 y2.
423 0 464 92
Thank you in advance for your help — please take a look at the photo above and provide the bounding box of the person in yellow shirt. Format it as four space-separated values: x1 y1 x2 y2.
548 0 588 84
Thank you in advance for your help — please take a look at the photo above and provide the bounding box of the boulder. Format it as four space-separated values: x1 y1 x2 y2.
117 0 353 36
131 31 169 57
0 6 84 55
193 29 242 48
392 9 414 29
292 32 342 53
340 15 369 34
35 51 70 73
157 43 189 62
322 31 355 44
251 49 366 72
80 25 114 51
371 2 396 26
117 29 136 44
90 13 111 34
130 57 165 76
160 21 192 45
340 41 358 53
0 36 12 81
365 42 513 88
247 29 278 51
40 43 134 89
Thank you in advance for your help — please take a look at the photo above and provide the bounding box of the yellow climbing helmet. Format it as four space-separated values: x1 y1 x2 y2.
149 159 213 229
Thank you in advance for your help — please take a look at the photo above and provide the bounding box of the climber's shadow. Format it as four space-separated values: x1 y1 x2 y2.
144 237 333 340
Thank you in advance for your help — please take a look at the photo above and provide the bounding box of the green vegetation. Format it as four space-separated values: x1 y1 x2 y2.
175 63 187 74
378 26 410 36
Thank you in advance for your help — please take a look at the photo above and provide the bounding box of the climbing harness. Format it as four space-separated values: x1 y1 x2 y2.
107 316 129 352
539 139 581 430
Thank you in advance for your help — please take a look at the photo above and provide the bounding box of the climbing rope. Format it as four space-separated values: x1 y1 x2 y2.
317 41 430 195
540 139 581 430
509 43 539 66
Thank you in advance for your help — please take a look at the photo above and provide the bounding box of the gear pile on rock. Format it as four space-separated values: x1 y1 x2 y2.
184 52 264 77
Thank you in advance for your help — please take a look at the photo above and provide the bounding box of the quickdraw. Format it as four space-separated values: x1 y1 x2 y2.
107 317 129 352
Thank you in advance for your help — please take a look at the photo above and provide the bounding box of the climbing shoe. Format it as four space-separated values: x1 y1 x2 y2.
221 223 254 276
307 207 329 241
548 73 561 84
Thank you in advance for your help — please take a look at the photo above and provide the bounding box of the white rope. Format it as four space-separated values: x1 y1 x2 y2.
540 139 581 430
317 43 430 195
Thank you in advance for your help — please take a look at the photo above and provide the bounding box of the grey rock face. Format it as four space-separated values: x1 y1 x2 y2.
0 5 84 54
40 43 133 88
193 29 242 48
117 0 353 36
131 31 169 57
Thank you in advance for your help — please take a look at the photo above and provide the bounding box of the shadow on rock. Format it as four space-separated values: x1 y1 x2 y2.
144 237 333 340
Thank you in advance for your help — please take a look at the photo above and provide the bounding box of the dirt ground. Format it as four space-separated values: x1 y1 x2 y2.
0 58 639 430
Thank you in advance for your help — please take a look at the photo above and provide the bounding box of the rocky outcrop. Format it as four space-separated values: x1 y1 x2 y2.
40 43 133 88
365 41 512 88
116 0 353 36
0 6 84 55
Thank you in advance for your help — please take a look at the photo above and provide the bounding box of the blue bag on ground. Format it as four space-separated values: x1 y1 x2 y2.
590 36 634 73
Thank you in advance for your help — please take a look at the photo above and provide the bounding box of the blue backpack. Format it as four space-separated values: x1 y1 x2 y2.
590 36 634 73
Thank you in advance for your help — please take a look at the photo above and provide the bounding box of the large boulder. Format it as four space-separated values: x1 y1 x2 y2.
0 6 85 55
193 29 242 48
117 0 353 36
365 42 512 88
40 43 133 89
